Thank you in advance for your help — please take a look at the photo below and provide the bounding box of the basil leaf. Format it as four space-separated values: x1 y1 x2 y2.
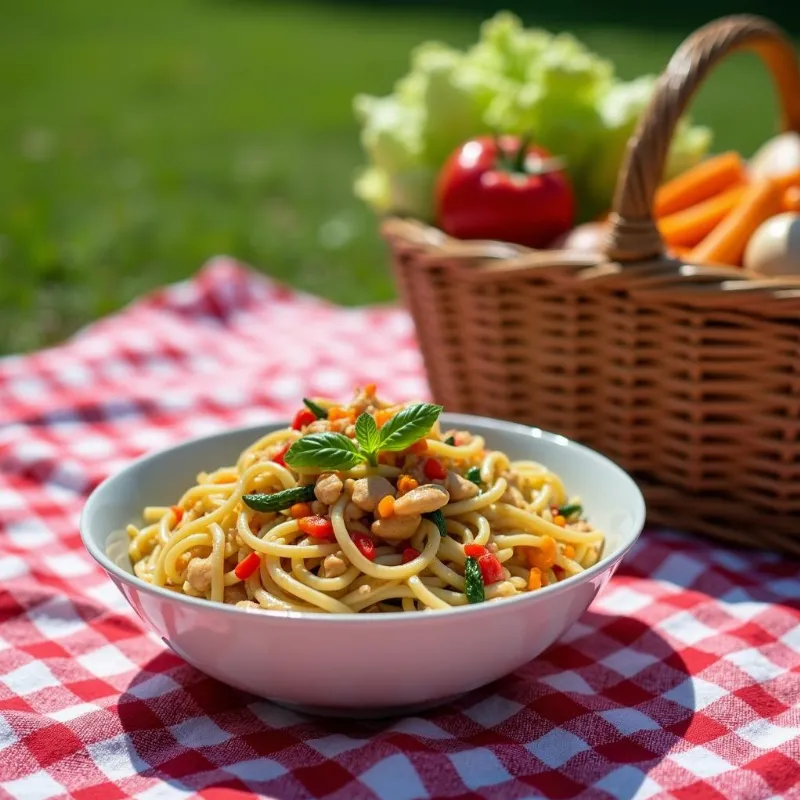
355 412 380 455
243 485 316 512
378 403 443 452
284 432 364 470
424 509 447 539
464 556 485 604
465 466 482 485
303 398 327 420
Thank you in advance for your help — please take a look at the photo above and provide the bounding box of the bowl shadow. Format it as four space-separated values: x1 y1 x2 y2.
117 611 695 798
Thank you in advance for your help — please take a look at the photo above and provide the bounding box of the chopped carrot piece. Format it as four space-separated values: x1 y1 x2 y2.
406 439 428 455
375 409 393 428
553 515 566 527
524 536 557 570
377 495 395 518
364 383 377 395
655 152 746 217
170 505 184 523
290 502 312 519
328 406 354 422
563 544 575 559
528 567 542 591
397 475 418 495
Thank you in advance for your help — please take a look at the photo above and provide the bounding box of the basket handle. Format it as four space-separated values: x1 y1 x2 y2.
605 14 800 263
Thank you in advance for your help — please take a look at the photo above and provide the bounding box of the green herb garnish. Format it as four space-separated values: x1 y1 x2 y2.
355 412 381 466
424 509 447 539
444 435 456 446
303 398 328 420
285 403 443 472
378 404 443 452
464 556 485 604
465 466 482 485
243 485 316 512
558 503 583 519
282 432 363 471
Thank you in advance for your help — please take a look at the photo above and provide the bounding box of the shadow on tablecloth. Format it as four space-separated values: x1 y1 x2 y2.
116 611 694 799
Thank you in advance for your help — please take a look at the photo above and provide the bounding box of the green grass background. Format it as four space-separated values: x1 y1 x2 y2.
0 0 792 353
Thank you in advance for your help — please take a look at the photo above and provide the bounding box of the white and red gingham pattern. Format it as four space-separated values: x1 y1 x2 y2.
0 258 798 800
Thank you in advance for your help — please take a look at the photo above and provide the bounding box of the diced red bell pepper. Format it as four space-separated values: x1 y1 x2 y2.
352 532 376 561
272 443 291 467
234 552 261 580
423 457 447 480
298 515 336 540
402 547 420 564
292 408 317 430
464 543 487 558
477 552 504 584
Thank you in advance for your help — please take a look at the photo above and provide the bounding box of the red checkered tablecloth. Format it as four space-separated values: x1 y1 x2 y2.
0 258 799 800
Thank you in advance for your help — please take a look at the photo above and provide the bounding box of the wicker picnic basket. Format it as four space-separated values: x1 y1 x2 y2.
382 15 800 554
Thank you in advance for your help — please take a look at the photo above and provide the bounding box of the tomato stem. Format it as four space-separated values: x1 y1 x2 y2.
512 133 532 173
492 132 565 177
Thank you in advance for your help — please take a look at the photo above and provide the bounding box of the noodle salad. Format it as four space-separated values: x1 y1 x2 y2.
127 386 604 614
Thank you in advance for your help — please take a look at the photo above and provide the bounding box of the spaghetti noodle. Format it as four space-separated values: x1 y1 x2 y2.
127 386 604 613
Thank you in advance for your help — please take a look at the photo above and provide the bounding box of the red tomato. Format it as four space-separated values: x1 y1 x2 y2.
292 408 316 430
271 443 291 467
436 135 575 248
298 515 335 540
464 544 488 559
352 532 376 561
423 458 447 480
234 552 261 580
402 547 420 563
477 552 504 585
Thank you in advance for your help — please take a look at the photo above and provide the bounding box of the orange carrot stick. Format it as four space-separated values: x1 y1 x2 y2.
773 169 800 193
689 179 784 266
658 183 747 247
668 245 693 260
655 152 746 218
784 185 800 213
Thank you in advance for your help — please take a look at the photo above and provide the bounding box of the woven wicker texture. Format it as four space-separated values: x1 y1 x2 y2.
382 15 800 554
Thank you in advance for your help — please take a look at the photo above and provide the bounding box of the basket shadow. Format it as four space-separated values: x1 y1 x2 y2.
116 611 693 798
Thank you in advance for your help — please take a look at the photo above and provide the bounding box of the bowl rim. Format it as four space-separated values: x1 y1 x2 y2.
80 413 646 624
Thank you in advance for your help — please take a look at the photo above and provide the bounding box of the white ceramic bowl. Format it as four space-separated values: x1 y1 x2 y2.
81 414 645 716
